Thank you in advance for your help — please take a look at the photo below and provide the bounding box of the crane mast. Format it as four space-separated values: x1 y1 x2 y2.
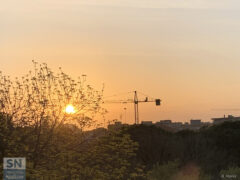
134 91 139 124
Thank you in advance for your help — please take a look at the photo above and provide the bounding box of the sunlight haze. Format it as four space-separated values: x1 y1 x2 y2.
2 0 240 124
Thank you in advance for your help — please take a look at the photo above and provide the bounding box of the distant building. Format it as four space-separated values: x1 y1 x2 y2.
159 120 172 124
154 120 176 132
212 115 240 124
171 122 183 128
190 119 201 126
155 120 172 127
141 121 153 126
203 122 211 126
187 120 204 131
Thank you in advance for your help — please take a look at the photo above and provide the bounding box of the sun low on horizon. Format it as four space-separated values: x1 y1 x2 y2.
3 0 240 123
65 104 76 114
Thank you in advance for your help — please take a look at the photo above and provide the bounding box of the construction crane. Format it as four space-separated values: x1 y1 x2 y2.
103 91 161 124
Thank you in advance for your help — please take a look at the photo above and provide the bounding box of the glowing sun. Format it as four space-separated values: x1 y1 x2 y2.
65 104 76 114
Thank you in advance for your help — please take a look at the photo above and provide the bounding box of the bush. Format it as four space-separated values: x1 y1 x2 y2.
147 160 179 180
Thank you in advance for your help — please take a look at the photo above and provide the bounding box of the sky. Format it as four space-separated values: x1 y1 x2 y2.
2 0 240 124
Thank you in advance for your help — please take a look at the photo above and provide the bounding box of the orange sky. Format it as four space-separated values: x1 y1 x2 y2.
2 0 240 124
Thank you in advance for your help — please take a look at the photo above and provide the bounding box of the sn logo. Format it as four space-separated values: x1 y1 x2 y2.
3 158 26 170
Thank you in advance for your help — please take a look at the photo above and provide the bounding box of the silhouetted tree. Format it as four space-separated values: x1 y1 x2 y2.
0 61 105 170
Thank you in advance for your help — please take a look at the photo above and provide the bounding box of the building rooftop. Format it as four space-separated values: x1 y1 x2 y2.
211 115 240 124
212 115 240 120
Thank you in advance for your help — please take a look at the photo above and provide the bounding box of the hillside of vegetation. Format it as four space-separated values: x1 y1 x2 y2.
125 121 240 179
1 116 240 179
